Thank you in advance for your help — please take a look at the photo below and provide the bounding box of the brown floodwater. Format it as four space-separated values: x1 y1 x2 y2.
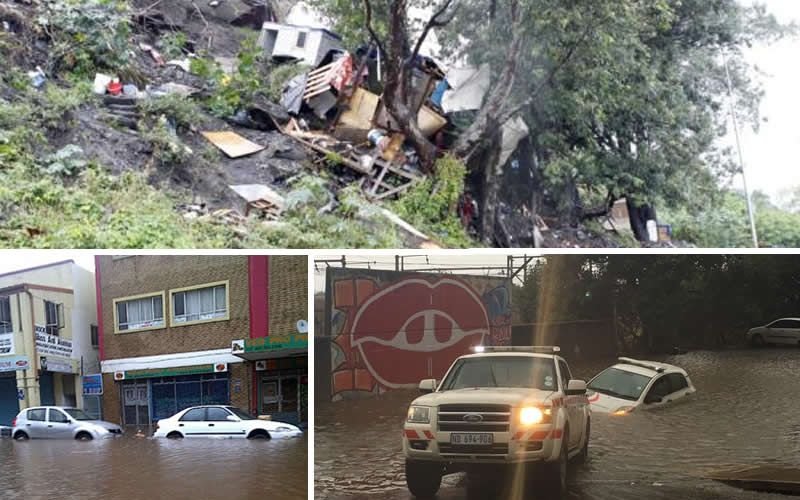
0 434 307 499
315 348 800 499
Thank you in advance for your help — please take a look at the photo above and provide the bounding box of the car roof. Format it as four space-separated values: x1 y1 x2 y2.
457 352 559 360
770 317 800 322
611 359 687 377
24 406 77 410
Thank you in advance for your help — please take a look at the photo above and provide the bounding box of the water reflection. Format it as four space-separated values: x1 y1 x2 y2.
315 349 800 499
0 434 307 500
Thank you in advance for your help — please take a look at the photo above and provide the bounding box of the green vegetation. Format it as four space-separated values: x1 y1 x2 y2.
663 191 800 248
38 0 132 76
515 254 800 352
393 156 476 248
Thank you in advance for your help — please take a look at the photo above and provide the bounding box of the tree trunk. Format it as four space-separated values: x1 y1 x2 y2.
478 125 504 243
626 199 657 242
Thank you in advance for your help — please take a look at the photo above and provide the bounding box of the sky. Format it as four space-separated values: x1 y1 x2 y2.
0 251 95 276
732 0 800 200
313 254 539 292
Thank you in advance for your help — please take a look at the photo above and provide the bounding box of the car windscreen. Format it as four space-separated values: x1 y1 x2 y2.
227 407 257 420
440 357 557 391
63 408 93 420
588 367 652 401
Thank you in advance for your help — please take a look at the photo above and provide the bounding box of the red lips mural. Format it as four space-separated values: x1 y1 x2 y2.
351 278 490 388
329 271 511 399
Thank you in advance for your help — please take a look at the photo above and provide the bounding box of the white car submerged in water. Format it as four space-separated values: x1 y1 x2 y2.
587 358 695 415
153 405 302 439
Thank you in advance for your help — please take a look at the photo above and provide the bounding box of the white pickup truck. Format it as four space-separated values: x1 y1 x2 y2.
402 346 591 497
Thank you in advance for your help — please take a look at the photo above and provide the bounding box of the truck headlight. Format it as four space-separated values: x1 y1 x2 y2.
520 407 552 425
407 406 430 424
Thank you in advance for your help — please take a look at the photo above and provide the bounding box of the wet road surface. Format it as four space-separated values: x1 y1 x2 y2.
0 433 307 499
315 349 800 499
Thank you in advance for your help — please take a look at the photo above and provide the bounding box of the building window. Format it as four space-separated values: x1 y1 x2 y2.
44 300 62 336
296 31 307 48
171 282 228 325
0 297 11 334
114 294 165 333
90 325 99 348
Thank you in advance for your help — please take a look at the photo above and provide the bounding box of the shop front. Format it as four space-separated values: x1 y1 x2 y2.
0 333 28 426
231 334 308 427
113 364 232 427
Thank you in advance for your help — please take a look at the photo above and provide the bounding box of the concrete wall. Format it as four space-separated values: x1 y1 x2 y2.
324 269 513 401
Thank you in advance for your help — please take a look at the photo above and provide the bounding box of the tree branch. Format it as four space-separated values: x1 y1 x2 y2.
362 0 385 59
409 0 457 63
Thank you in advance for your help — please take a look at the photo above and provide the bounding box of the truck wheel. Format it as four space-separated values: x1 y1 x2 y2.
545 432 568 497
576 421 590 464
405 459 442 498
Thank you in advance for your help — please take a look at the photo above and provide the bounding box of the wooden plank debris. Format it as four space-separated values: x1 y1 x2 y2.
201 131 265 158
229 184 285 219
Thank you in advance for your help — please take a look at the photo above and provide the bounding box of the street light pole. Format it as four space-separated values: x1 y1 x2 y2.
723 53 759 248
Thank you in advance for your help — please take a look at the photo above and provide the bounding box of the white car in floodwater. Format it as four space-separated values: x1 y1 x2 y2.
153 405 302 439
586 358 695 415
11 406 123 440
746 318 800 346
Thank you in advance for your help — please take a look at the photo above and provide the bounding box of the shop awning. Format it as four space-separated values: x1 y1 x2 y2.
231 334 308 361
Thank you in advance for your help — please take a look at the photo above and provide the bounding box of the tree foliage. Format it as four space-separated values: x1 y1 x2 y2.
309 0 791 241
515 254 800 353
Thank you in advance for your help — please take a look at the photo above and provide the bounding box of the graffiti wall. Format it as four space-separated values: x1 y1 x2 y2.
326 268 512 401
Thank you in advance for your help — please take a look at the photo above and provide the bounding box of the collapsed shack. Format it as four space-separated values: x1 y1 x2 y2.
1 0 682 249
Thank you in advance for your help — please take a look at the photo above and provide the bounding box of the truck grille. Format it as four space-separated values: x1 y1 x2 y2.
437 404 511 433
439 443 509 455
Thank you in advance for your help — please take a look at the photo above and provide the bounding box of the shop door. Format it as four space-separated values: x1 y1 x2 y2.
122 382 150 427
0 373 19 426
260 375 299 424
39 371 55 406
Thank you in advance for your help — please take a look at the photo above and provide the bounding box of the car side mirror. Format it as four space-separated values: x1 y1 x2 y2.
226 415 239 422
565 379 587 396
418 379 437 394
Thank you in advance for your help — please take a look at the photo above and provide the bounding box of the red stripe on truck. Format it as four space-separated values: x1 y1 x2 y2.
404 429 420 439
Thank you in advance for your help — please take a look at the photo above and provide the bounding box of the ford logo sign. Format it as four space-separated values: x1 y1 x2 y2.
463 413 483 423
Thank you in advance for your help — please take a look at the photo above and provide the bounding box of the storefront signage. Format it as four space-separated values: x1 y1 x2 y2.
34 329 73 357
83 374 103 395
233 334 308 355
0 333 14 355
0 355 29 372
40 356 74 374
117 363 220 380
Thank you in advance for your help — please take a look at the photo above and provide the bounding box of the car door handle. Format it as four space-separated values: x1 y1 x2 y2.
179 424 184 427
47 425 53 427
208 424 215 427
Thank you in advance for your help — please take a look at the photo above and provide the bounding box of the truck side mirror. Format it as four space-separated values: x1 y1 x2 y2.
565 379 587 395
418 379 437 394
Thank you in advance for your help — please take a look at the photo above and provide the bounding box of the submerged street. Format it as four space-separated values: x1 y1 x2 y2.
0 434 307 499
315 349 800 499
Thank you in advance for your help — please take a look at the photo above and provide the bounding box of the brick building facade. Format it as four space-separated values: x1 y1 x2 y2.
96 255 307 430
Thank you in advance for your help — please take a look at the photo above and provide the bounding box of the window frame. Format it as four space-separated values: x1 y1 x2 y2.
179 408 207 422
296 31 307 48
112 291 167 334
168 280 230 328
0 296 11 334
206 407 234 422
44 300 62 336
48 408 69 423
27 408 46 421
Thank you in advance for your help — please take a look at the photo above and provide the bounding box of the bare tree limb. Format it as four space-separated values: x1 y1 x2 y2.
409 0 457 64
362 0 385 59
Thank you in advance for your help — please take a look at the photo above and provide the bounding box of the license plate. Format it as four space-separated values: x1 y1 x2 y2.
450 433 493 445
